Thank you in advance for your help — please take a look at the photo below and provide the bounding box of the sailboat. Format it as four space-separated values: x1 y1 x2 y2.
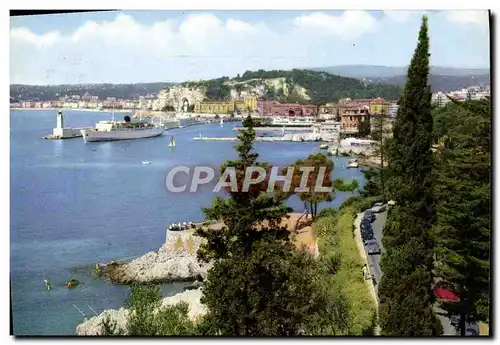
169 136 176 147
220 118 224 126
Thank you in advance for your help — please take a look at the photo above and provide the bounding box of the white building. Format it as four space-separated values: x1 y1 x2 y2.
431 92 451 107
389 103 398 118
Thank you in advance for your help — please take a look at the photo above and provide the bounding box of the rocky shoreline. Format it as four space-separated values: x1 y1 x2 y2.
100 229 212 284
75 287 207 335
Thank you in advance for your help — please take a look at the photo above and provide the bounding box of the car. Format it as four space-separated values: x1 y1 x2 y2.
373 202 384 207
363 210 376 222
371 205 387 213
365 239 381 255
455 322 479 336
361 224 372 232
360 219 372 230
362 232 374 243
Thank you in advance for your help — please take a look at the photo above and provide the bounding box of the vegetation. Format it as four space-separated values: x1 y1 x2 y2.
285 153 358 220
100 284 196 336
378 15 442 336
431 99 491 335
357 118 371 137
314 208 377 335
194 115 350 335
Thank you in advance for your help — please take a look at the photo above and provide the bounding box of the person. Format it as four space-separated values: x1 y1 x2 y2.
44 279 51 291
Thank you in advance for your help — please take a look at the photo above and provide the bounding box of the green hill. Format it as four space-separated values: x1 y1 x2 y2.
182 69 402 104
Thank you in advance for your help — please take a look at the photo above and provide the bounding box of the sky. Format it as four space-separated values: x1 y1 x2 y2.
10 10 490 85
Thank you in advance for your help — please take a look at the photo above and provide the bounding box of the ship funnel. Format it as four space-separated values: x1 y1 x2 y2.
124 116 131 123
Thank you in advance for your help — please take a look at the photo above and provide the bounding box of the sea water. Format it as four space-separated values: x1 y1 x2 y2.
10 109 365 335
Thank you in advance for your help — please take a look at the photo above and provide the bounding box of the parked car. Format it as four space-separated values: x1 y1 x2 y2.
363 210 376 222
361 229 374 242
373 202 384 207
360 219 372 230
455 322 479 336
365 239 381 255
362 231 374 243
371 205 387 213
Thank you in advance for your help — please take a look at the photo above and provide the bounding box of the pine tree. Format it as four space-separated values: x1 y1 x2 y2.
196 115 291 261
432 99 491 335
195 115 344 334
379 15 441 335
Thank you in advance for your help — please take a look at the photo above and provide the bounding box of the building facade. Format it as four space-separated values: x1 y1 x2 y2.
257 100 318 117
339 104 369 131
369 98 390 115
194 96 258 114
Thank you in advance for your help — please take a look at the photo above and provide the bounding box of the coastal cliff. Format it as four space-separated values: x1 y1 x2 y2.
102 229 212 284
75 287 207 335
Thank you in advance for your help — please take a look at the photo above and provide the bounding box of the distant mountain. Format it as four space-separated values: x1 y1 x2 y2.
364 74 490 93
311 65 490 78
10 82 177 102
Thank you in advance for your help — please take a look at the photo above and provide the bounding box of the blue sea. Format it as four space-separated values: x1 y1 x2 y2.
10 109 365 335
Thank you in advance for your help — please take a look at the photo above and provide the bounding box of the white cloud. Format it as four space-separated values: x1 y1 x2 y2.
441 10 489 25
9 11 490 85
293 11 378 40
10 27 61 48
383 10 427 23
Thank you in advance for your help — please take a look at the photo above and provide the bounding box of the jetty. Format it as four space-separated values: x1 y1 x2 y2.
194 136 329 143
233 126 311 132
43 110 91 140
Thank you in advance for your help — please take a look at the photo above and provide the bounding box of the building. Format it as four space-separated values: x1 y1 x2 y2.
257 100 318 117
194 97 258 114
431 92 451 107
339 104 369 131
389 103 399 118
318 102 341 120
369 98 390 115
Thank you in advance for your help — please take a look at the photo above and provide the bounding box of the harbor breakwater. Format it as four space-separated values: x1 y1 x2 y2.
194 132 338 143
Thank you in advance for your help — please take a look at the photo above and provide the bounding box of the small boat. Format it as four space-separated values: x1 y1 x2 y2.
169 136 176 147
348 161 359 168
66 279 80 288
220 118 224 126
142 161 151 165
320 144 328 149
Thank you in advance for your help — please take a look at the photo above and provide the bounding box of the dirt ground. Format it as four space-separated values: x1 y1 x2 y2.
199 213 318 256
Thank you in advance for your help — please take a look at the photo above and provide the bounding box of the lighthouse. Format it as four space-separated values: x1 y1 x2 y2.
56 110 64 129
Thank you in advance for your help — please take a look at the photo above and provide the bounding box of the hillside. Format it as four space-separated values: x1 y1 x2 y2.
312 65 490 78
10 82 176 102
364 74 490 93
175 69 402 104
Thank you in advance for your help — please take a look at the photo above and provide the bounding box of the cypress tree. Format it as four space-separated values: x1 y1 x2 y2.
379 15 441 335
432 99 491 335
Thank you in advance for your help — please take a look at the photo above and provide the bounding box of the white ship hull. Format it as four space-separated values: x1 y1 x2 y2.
81 127 165 142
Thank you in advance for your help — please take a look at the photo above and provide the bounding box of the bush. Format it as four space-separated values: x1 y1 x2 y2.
313 208 377 335
317 207 337 219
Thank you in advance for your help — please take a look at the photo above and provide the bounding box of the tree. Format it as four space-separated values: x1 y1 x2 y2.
285 153 358 220
432 99 491 335
199 239 341 335
378 15 441 335
195 115 349 335
357 118 371 137
370 112 394 201
100 284 196 336
196 115 291 262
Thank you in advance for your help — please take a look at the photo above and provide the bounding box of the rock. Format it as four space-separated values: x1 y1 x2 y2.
75 288 206 335
103 229 212 284
184 280 203 291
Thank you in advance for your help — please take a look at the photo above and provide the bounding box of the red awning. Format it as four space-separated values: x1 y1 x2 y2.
434 287 460 302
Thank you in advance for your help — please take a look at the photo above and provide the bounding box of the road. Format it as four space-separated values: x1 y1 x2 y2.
356 205 457 336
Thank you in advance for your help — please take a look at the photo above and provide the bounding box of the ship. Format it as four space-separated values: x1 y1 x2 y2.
81 115 168 142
